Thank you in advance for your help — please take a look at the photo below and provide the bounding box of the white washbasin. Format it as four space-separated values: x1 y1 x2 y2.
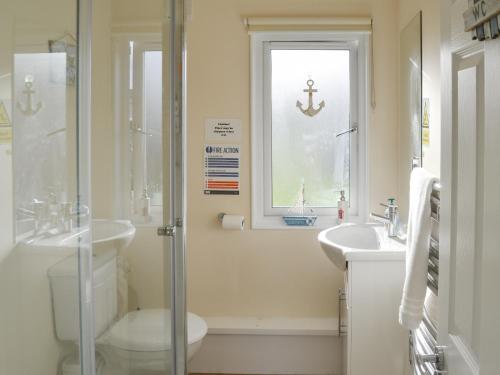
318 223 405 270
91 219 136 252
31 219 136 252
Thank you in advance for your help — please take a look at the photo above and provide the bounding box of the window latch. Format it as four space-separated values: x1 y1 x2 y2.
336 123 358 137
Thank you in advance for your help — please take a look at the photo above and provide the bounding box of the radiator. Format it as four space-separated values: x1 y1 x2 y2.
408 182 446 375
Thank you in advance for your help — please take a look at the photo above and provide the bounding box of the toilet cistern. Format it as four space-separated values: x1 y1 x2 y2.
371 198 400 237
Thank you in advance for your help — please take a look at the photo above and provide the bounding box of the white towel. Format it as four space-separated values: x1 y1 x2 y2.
399 168 437 329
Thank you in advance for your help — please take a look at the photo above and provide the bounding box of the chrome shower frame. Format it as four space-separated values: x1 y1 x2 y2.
76 0 95 374
163 0 188 374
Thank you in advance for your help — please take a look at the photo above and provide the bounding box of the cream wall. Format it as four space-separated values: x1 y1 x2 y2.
96 0 169 315
111 0 163 25
96 0 167 311
122 227 166 310
92 0 114 219
185 0 399 318
398 0 441 177
0 9 17 375
95 0 420 319
0 9 14 259
396 0 441 219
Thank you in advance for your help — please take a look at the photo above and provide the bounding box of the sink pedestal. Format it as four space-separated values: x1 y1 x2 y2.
343 258 407 375
318 223 408 375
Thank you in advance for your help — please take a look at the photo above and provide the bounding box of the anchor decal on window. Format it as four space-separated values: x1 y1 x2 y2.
16 75 43 116
296 79 325 117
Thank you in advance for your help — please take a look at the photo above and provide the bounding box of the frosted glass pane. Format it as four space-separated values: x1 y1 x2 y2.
129 47 164 222
271 49 350 208
13 53 71 229
143 51 163 207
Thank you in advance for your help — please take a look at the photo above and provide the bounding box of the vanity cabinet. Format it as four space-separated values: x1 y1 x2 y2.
343 258 407 375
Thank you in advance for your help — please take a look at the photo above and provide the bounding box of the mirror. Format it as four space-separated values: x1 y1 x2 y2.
399 11 422 219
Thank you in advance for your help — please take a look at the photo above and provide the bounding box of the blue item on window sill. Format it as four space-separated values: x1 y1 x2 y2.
282 215 317 226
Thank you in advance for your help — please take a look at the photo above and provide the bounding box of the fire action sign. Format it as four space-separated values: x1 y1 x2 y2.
204 144 240 195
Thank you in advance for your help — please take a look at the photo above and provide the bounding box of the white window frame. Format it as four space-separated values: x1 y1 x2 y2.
251 31 369 229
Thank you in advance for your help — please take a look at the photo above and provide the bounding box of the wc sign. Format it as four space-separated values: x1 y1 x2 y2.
463 0 500 39
204 144 240 195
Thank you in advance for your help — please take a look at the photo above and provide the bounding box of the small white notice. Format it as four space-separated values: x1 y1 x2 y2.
205 118 242 141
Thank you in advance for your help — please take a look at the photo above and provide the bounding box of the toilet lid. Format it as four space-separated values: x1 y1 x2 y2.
104 309 207 352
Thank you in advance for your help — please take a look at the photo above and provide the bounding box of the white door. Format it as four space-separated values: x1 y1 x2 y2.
439 1 500 374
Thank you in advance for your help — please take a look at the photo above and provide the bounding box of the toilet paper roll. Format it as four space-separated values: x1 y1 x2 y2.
221 215 245 230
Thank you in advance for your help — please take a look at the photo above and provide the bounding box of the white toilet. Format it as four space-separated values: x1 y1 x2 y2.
48 249 207 374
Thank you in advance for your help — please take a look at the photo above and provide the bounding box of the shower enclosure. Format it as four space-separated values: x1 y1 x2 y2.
0 0 187 373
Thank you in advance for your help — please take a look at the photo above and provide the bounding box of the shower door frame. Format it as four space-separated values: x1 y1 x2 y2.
77 0 96 374
162 0 188 374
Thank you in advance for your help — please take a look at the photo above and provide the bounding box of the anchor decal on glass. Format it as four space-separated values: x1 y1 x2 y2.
296 79 325 117
16 75 43 116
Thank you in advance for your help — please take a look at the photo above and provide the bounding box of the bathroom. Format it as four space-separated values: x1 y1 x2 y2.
1 0 499 374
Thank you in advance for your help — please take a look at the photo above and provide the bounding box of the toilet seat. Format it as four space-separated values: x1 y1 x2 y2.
99 309 207 352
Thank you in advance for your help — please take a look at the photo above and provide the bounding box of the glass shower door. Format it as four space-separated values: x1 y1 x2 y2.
86 0 187 374
0 0 94 374
0 0 187 373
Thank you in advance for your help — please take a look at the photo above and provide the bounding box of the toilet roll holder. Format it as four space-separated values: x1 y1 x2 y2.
217 213 226 223
217 213 244 230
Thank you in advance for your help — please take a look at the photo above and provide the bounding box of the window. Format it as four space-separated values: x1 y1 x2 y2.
115 37 163 224
251 32 368 228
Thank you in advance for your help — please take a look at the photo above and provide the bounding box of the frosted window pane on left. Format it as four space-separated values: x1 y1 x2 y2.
13 53 73 234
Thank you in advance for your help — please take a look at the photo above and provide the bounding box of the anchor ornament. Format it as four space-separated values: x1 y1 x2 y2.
16 75 43 116
296 79 325 117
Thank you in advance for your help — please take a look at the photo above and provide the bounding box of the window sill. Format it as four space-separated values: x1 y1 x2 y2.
131 221 162 228
130 211 162 228
251 214 364 230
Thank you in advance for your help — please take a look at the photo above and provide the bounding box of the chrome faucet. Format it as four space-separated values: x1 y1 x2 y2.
17 199 49 234
59 202 90 233
371 198 400 237
18 196 90 236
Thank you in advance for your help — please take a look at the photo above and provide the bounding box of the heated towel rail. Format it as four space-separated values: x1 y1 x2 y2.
409 182 445 375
